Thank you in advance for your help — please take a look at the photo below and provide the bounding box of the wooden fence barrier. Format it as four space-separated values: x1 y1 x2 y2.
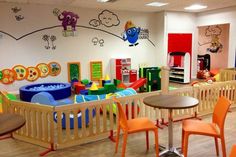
220 68 236 81
1 80 236 151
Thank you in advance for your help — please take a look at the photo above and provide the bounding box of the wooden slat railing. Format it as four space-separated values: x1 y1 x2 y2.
1 80 236 150
0 91 55 149
220 68 236 81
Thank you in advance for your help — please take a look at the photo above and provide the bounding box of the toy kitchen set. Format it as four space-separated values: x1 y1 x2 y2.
110 58 137 84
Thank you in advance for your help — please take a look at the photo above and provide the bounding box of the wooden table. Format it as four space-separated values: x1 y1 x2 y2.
143 94 199 157
0 113 26 136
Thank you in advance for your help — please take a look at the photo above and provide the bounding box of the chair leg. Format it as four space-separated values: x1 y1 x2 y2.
214 137 219 156
181 129 184 152
154 129 159 157
146 131 149 150
183 133 189 157
115 126 120 153
121 133 128 157
221 136 226 157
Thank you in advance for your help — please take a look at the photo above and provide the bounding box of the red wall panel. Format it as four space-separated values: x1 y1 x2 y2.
168 33 192 73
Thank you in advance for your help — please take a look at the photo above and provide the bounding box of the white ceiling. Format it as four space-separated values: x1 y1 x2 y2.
1 0 236 13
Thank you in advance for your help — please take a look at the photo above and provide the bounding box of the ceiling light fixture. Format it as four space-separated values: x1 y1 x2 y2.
184 4 207 10
146 2 169 7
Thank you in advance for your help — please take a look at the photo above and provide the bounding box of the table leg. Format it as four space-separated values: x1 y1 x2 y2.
168 109 173 149
159 109 183 157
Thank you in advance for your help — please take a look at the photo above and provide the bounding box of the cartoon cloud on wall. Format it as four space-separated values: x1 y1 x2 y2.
89 10 120 28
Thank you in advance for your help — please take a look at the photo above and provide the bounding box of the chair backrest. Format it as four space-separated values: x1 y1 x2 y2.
113 98 128 131
212 96 231 134
230 145 236 157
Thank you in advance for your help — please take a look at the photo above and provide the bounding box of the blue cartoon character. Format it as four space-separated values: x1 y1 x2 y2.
123 21 140 46
57 10 79 31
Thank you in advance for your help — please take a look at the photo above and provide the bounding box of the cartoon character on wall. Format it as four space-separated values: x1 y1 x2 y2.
53 8 79 37
58 11 79 31
205 25 223 53
122 21 140 46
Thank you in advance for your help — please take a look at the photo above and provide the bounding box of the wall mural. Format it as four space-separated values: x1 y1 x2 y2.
91 37 105 47
0 8 155 47
89 10 120 28
205 26 223 53
11 6 24 21
42 34 57 50
122 21 140 46
11 7 21 13
0 62 61 84
53 8 79 37
198 25 223 53
198 24 229 69
139 28 149 39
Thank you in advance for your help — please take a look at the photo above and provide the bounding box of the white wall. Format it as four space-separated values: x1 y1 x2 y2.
0 2 160 91
1 2 235 92
197 6 236 68
153 11 165 66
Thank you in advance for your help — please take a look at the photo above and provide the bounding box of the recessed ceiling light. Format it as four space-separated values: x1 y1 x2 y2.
97 0 110 3
184 4 207 10
146 2 169 7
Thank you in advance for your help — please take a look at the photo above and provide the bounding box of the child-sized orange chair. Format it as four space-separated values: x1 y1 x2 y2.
230 145 236 157
182 96 231 157
113 98 159 157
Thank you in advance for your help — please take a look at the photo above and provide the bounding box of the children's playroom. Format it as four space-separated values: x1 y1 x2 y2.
1 1 236 157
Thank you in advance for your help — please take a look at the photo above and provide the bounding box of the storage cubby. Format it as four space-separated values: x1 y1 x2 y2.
168 52 190 83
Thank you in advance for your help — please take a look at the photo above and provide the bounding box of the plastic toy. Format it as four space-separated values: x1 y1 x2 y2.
197 69 211 79
0 71 2 80
81 79 90 86
139 67 161 91
31 92 73 106
110 58 137 83
90 82 98 90
106 88 138 115
20 83 71 102
197 54 211 71
128 78 146 90
117 82 127 89
54 109 95 129
74 82 85 94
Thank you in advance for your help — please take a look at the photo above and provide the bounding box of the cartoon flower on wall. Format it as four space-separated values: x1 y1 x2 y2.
42 34 50 49
42 35 57 50
50 35 57 50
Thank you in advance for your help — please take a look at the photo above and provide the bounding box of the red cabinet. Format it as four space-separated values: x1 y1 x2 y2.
110 58 137 83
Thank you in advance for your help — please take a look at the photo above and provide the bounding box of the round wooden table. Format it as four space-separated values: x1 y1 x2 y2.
0 113 26 136
143 94 199 157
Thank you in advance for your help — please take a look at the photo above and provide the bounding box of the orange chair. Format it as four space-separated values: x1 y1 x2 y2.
114 98 159 157
182 96 231 157
230 145 236 157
